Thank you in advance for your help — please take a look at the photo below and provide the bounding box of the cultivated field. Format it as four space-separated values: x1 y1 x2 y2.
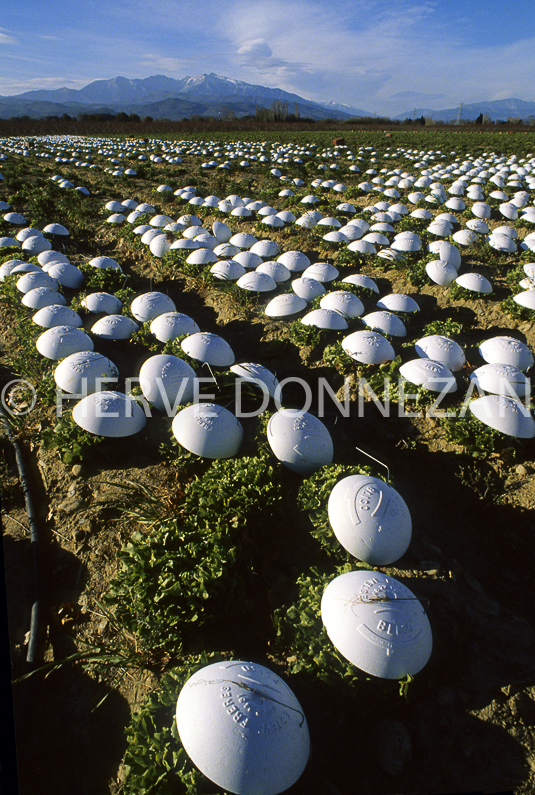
2 129 535 795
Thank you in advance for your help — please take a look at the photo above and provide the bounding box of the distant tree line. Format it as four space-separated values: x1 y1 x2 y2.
0 108 534 137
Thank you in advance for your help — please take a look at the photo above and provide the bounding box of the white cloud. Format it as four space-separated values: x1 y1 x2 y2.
0 28 18 45
237 39 273 61
209 0 535 114
235 36 309 81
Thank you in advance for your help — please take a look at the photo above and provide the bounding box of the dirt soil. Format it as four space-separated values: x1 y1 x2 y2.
2 141 535 795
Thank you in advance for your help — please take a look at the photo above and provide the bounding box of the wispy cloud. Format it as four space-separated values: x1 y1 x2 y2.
0 28 18 45
236 37 309 79
212 0 535 113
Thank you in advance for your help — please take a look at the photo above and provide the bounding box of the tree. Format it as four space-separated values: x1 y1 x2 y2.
475 113 483 125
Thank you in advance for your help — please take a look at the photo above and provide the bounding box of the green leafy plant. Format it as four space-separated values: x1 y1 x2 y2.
448 281 492 301
273 564 374 688
122 653 230 795
334 248 364 268
130 322 160 349
296 463 375 560
440 412 525 460
78 263 129 293
500 295 535 322
106 455 285 654
36 372 60 406
419 318 465 339
40 412 105 464
288 320 323 348
321 341 355 376
356 356 403 404
405 256 428 287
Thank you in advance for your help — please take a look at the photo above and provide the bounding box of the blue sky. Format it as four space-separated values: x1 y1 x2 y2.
1 0 534 117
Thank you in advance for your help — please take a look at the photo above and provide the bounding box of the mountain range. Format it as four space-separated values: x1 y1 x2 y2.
394 97 535 123
0 73 372 121
0 73 534 123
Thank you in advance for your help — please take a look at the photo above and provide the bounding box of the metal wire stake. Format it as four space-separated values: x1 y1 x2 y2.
203 362 219 390
354 445 390 484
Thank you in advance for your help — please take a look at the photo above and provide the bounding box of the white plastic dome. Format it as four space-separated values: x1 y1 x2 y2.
249 239 280 258
181 332 235 366
54 351 117 394
302 305 349 329
455 272 492 294
139 354 198 413
265 293 307 318
478 336 534 371
376 294 419 313
36 325 93 360
414 335 466 371
89 256 122 271
33 304 82 329
320 291 364 318
425 259 458 286
81 292 122 314
256 261 291 283
277 251 310 273
469 395 535 438
172 403 243 458
21 287 65 310
292 276 326 301
212 221 232 243
0 259 26 281
328 475 412 564
17 271 58 294
302 262 339 283
229 232 257 249
46 262 84 289
175 660 310 795
210 260 246 281
149 312 200 342
469 363 530 400
236 271 277 292
91 314 139 340
342 330 395 364
321 570 432 679
230 362 279 398
267 408 333 475
131 292 176 323
73 391 146 437
362 311 407 337
232 251 263 269
438 241 462 269
399 358 457 393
